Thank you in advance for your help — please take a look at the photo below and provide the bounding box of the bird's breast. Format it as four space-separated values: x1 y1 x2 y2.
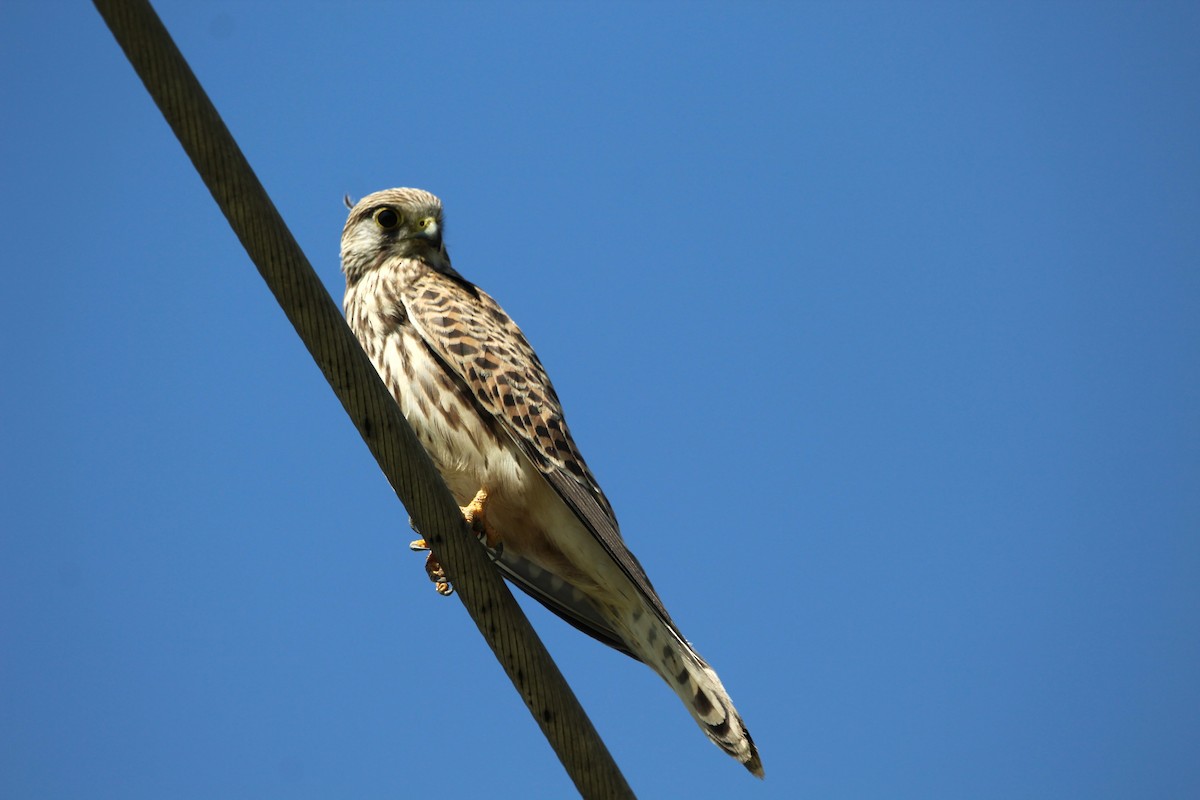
368 316 526 505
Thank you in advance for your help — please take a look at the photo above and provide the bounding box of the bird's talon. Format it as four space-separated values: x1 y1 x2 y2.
461 488 502 550
422 551 454 597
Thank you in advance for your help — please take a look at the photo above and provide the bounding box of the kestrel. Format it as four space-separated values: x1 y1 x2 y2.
341 188 762 776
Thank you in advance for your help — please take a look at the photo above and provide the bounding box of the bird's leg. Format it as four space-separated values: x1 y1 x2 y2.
461 488 502 552
423 553 453 596
408 542 454 596
408 518 453 596
406 489 500 597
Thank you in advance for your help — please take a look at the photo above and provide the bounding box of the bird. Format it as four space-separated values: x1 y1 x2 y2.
340 187 762 777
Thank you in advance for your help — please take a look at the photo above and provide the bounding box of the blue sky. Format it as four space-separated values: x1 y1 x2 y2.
2 1 1198 797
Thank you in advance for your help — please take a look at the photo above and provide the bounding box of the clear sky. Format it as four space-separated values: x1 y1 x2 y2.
2 2 1198 798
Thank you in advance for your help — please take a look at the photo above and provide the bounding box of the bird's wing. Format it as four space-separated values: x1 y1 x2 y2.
402 270 680 648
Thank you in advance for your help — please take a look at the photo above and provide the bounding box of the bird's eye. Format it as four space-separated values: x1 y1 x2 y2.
374 208 402 229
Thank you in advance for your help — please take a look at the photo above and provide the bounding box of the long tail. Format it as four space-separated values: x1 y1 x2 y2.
631 613 763 777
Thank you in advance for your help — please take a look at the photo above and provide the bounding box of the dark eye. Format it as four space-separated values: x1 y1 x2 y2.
373 207 402 229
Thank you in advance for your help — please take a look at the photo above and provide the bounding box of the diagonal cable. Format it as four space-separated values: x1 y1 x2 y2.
90 1 635 797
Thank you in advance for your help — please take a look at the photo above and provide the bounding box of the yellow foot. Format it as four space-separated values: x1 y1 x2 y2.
425 552 453 596
407 488 501 597
461 488 502 550
415 545 453 596
407 539 452 595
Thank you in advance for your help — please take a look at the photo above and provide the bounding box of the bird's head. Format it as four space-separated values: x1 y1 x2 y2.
340 187 453 282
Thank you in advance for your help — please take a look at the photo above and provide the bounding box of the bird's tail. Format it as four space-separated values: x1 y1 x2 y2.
632 615 763 777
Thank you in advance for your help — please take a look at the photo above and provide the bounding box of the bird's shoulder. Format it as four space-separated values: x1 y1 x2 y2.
401 268 612 504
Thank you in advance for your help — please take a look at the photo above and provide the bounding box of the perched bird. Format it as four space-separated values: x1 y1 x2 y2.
341 188 761 776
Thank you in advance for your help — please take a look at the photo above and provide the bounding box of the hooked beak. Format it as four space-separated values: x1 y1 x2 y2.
414 216 440 245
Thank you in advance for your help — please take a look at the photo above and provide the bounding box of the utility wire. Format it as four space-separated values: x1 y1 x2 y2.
91 1 635 797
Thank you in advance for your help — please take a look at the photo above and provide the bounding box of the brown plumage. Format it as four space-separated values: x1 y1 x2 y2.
341 188 761 776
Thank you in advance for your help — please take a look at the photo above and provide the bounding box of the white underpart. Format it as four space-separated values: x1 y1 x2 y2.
349 270 526 503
